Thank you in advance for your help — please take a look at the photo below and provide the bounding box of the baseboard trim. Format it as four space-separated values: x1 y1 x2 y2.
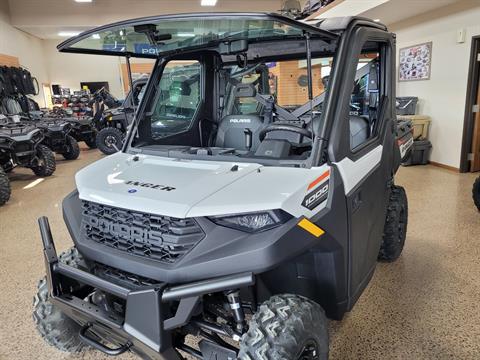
429 161 460 172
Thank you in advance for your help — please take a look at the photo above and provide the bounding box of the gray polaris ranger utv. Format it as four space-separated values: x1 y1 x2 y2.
95 78 147 155
33 13 409 359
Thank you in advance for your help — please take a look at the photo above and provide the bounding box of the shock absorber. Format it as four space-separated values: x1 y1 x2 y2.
225 290 245 332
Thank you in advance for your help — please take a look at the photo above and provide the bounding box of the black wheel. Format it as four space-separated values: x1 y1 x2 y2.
84 135 97 149
62 135 80 160
238 294 329 360
378 185 408 262
33 248 86 353
96 127 123 155
0 167 11 206
31 144 56 177
473 176 480 211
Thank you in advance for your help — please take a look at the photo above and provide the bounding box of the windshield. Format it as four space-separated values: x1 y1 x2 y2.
129 34 341 167
59 15 325 58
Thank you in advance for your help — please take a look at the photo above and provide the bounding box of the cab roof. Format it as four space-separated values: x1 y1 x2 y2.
57 12 338 59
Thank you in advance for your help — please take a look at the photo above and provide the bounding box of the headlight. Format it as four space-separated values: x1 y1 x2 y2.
209 210 292 233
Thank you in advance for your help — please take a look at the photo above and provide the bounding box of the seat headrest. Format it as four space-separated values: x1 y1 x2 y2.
233 83 256 98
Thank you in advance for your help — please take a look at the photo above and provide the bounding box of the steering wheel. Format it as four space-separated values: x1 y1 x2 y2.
259 124 313 142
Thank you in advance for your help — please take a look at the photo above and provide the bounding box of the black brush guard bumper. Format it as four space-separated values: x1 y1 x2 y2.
38 216 254 359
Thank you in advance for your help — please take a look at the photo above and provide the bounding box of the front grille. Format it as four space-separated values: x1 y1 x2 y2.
94 262 160 289
81 201 205 264
14 142 32 153
49 132 64 140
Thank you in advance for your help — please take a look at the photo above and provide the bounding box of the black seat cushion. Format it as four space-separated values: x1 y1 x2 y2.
215 115 264 150
350 115 370 149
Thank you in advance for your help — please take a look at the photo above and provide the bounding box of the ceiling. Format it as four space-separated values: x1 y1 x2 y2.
6 0 284 39
5 0 467 39
361 0 461 26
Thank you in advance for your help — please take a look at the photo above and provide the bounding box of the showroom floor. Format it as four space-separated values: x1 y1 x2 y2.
0 144 479 360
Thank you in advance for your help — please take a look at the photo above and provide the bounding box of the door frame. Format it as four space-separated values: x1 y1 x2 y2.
460 35 480 173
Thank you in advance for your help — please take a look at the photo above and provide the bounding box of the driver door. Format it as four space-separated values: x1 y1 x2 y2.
328 28 396 307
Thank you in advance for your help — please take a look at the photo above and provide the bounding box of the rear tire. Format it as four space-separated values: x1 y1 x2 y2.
96 127 123 155
378 185 408 262
32 145 56 177
0 167 11 206
84 135 97 149
473 176 480 211
33 248 86 353
62 135 80 160
238 294 329 360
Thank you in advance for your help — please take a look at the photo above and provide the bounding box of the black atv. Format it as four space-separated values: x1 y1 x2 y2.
37 106 97 149
67 116 97 149
0 120 56 179
94 79 146 155
32 118 80 160
34 13 409 360
473 176 480 211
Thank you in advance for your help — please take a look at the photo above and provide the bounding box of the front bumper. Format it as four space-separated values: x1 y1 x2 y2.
38 216 254 359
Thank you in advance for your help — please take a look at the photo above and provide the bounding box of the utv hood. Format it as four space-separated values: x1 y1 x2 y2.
76 152 262 218
75 152 331 219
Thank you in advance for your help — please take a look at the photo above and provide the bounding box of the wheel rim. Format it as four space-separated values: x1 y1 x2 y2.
37 153 45 168
298 340 319 360
105 135 117 147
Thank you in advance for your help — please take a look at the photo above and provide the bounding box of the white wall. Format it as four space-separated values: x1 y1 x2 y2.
392 1 480 169
42 39 126 99
0 0 48 106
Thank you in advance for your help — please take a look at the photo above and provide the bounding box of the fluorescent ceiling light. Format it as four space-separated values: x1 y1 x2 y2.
58 31 81 37
75 0 93 3
177 33 196 37
201 0 217 6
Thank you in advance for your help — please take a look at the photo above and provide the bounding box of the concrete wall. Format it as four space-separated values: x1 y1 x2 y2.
0 0 48 106
391 0 480 169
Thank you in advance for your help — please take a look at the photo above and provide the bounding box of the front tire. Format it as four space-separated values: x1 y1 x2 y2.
238 294 329 360
84 134 97 149
62 135 80 160
378 185 408 262
33 248 86 353
473 176 480 211
0 167 11 205
96 127 123 155
31 144 56 177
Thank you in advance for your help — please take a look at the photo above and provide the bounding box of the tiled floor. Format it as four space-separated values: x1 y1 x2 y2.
0 144 479 359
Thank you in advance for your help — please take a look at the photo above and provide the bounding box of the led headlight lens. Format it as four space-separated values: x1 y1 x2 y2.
209 210 292 233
